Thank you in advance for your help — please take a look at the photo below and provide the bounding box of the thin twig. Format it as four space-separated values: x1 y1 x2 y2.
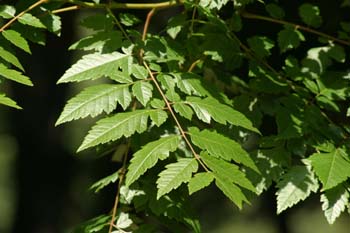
0 0 48 32
106 7 132 42
66 0 184 10
143 61 209 171
51 5 80 14
142 8 156 41
240 11 350 46
108 141 131 233
187 58 202 72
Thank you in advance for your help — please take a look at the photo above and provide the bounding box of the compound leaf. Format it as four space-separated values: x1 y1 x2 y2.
0 64 32 86
309 148 350 190
276 165 319 214
57 52 130 83
186 97 259 133
78 109 155 152
56 84 131 125
157 158 198 199
126 135 180 186
188 172 214 195
321 184 349 224
188 127 258 172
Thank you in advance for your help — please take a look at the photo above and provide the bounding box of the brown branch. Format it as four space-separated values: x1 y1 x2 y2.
0 0 48 32
142 8 156 41
108 141 130 233
240 11 350 46
143 61 209 172
51 5 80 14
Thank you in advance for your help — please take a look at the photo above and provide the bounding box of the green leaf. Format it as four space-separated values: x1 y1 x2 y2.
57 52 130 83
299 3 322 28
200 152 256 193
247 36 274 58
0 64 33 86
90 170 119 193
2 30 31 54
116 212 133 229
132 81 153 106
276 165 319 214
278 26 305 53
157 158 198 199
173 102 193 120
126 135 180 186
119 13 141 27
72 215 110 233
150 110 168 127
172 73 210 97
78 109 156 152
56 84 131 125
321 184 349 224
215 176 248 209
188 172 214 195
265 3 285 19
0 46 24 71
18 13 46 28
188 128 258 172
309 148 350 190
69 31 122 53
41 13 62 36
0 93 21 109
0 5 15 19
132 64 148 80
186 97 259 133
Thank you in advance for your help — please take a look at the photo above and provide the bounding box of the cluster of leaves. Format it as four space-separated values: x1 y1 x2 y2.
1 0 350 232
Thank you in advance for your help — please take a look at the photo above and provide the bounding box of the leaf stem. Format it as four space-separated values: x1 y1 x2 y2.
106 7 132 42
0 0 48 32
143 61 209 172
108 141 130 233
51 5 80 14
66 0 184 10
240 11 350 46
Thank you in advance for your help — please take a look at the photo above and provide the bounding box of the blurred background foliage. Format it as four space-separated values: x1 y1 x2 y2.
0 0 349 232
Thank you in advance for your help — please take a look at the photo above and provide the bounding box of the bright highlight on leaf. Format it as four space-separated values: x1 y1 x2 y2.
276 165 319 214
56 84 131 125
157 158 198 199
57 52 130 83
126 135 180 186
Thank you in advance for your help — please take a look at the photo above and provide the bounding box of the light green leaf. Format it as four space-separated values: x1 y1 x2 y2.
0 93 21 109
56 84 131 125
126 135 180 186
41 13 61 36
173 102 193 120
132 81 153 106
276 165 319 214
309 148 350 190
278 26 305 53
299 3 322 28
119 13 141 26
90 170 119 193
0 46 24 71
201 152 256 193
132 64 148 80
186 97 259 133
188 172 214 195
78 109 156 152
215 176 248 209
2 30 31 54
57 52 129 83
172 73 210 97
188 128 258 172
321 185 349 224
0 5 15 19
0 64 32 86
157 158 198 199
18 13 46 28
116 212 133 229
150 110 168 127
